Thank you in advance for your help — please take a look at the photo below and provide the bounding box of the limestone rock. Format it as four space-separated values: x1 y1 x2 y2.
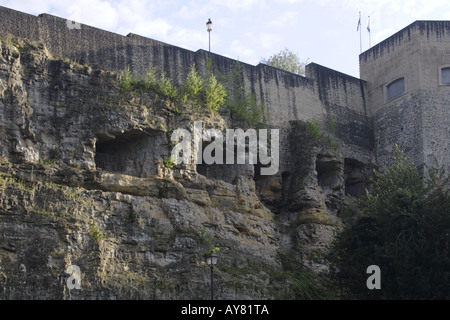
0 37 372 300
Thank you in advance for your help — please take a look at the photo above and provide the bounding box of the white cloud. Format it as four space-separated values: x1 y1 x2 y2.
173 1 215 21
229 39 257 62
1 0 448 77
273 0 305 3
265 11 300 28
211 0 261 11
65 0 120 30
169 27 205 51
0 0 58 15
259 33 278 48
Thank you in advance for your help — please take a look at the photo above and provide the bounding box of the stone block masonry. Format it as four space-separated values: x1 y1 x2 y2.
360 21 450 172
1 5 448 173
1 5 449 300
0 4 375 175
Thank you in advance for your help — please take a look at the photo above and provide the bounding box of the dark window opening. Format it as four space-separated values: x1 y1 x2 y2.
441 67 450 85
386 77 405 101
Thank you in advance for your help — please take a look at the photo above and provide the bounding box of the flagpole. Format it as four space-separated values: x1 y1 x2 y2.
368 16 371 48
358 12 362 53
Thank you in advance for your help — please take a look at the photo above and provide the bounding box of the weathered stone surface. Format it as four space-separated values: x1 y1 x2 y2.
0 8 449 300
0 38 285 300
0 36 363 300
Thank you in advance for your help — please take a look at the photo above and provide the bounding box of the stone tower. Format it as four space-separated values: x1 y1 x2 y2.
360 21 450 173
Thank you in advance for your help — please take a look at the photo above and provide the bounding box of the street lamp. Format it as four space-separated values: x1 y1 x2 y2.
205 252 218 300
206 18 212 52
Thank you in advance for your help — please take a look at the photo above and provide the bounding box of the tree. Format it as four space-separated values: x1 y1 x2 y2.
181 64 204 108
204 74 227 113
327 147 450 299
260 48 308 75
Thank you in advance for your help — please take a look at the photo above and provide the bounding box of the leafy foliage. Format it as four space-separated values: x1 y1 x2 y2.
119 66 134 92
157 72 178 101
144 64 159 88
89 223 104 243
181 64 204 107
119 65 178 100
304 120 321 141
117 61 269 123
327 147 450 299
164 156 176 169
200 228 220 256
203 74 227 113
119 63 227 113
261 48 308 75
303 118 338 148
277 252 337 300
222 62 267 128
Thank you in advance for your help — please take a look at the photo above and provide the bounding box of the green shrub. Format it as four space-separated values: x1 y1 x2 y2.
228 93 267 128
89 223 104 243
144 64 159 88
204 75 227 113
119 66 134 92
158 72 178 101
278 251 337 300
181 64 204 107
222 62 266 127
304 120 321 141
164 156 175 169
327 147 450 299
117 62 230 115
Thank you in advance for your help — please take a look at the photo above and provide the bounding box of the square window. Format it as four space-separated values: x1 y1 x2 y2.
441 67 450 85
386 77 405 101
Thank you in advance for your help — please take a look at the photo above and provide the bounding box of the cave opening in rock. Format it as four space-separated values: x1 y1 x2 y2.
196 140 255 185
95 130 167 178
281 171 292 203
315 155 342 214
316 156 340 191
344 158 368 198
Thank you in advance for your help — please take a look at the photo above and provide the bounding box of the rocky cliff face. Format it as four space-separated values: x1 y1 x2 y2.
0 37 352 299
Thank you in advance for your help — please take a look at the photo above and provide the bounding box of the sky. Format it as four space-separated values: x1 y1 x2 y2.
1 0 449 78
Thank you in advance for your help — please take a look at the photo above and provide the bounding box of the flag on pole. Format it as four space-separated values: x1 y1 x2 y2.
367 16 371 32
357 12 361 31
358 12 362 53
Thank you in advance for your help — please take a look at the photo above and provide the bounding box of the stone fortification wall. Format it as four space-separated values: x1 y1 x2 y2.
360 21 450 171
0 5 374 173
416 22 450 172
0 6 368 115
360 21 450 115
306 63 373 165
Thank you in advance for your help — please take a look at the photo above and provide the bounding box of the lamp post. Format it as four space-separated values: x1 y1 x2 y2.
205 252 218 300
206 18 212 52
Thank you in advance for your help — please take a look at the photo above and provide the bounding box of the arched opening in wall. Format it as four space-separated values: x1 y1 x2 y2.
344 158 368 198
95 130 167 178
